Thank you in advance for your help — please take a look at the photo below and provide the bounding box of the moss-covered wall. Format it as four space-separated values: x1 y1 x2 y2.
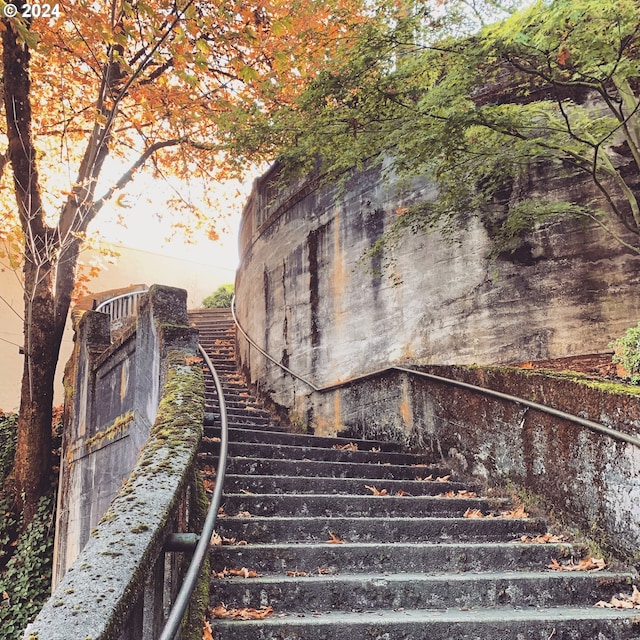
311 365 640 566
54 285 199 589
25 345 205 640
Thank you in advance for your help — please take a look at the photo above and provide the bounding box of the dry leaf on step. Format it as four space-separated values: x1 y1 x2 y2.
203 620 214 640
500 505 529 519
326 531 345 544
365 485 388 496
548 557 605 572
210 605 274 620
596 585 640 609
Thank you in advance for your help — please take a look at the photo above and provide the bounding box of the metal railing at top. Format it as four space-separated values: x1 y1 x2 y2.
94 289 147 323
158 343 229 640
231 297 640 450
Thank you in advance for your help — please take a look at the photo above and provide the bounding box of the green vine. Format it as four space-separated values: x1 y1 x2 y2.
0 413 17 486
0 411 61 640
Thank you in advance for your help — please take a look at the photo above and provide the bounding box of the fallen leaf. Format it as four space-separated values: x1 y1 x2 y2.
370 447 381 453
519 533 568 544
317 567 331 574
463 508 487 519
210 605 274 620
415 475 433 482
333 442 358 451
236 511 252 518
286 570 308 577
203 620 214 640
549 557 606 572
596 585 640 609
365 485 388 496
500 505 529 519
229 567 259 578
435 475 451 482
210 531 223 546
326 531 345 544
396 489 408 496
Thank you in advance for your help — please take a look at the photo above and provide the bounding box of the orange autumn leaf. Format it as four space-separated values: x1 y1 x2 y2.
548 557 606 572
500 505 529 519
326 531 346 544
519 533 568 544
333 442 358 451
596 585 640 609
210 605 274 620
463 508 487 519
365 485 388 496
203 620 214 640
286 570 308 577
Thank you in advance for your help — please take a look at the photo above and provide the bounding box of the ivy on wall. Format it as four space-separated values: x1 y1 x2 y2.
0 412 61 640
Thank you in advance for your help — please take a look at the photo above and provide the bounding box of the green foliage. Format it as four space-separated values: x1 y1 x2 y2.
202 284 234 309
0 494 56 640
610 322 640 384
0 413 17 486
277 0 640 259
0 410 61 640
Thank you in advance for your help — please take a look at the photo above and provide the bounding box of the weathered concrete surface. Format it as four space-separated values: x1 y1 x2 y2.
25 347 205 640
235 162 640 416
53 284 198 587
312 366 640 566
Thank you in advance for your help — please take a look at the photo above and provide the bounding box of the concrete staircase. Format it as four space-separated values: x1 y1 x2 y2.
190 309 640 640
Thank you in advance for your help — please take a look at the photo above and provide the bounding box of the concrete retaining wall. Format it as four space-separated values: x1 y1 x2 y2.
235 162 640 415
307 365 640 566
53 285 198 586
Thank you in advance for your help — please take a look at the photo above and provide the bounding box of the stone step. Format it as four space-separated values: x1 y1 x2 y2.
211 570 635 612
214 514 548 544
204 413 273 427
205 427 401 452
208 455 450 480
202 440 430 466
208 607 640 640
210 540 583 575
219 492 507 518
221 473 471 496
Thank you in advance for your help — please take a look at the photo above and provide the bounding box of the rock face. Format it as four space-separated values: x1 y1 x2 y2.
235 161 640 410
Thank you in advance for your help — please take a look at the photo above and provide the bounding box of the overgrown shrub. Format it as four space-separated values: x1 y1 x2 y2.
0 413 17 486
0 409 62 640
0 494 56 640
610 322 640 384
202 284 234 308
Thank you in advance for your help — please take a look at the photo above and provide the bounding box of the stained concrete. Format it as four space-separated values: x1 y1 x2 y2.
235 161 640 417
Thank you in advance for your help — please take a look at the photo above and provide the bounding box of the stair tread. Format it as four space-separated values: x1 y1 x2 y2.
191 310 638 640
210 605 640 623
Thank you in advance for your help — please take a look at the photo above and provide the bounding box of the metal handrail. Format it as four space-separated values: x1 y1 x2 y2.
231 297 640 449
158 343 229 640
94 289 147 321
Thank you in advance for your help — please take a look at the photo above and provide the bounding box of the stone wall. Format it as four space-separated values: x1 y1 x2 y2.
235 162 640 418
53 284 197 587
303 365 640 566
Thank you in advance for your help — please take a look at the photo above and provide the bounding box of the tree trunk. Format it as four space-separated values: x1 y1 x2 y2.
2 7 66 524
15 263 58 523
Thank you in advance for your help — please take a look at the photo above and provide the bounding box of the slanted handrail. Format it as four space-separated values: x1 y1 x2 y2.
231 297 640 449
158 343 229 640
93 287 231 639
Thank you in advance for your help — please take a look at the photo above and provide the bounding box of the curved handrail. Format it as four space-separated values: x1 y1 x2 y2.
158 343 229 640
231 297 640 449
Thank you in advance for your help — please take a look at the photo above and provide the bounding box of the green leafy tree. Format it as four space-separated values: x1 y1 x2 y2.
202 283 234 308
276 0 640 257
